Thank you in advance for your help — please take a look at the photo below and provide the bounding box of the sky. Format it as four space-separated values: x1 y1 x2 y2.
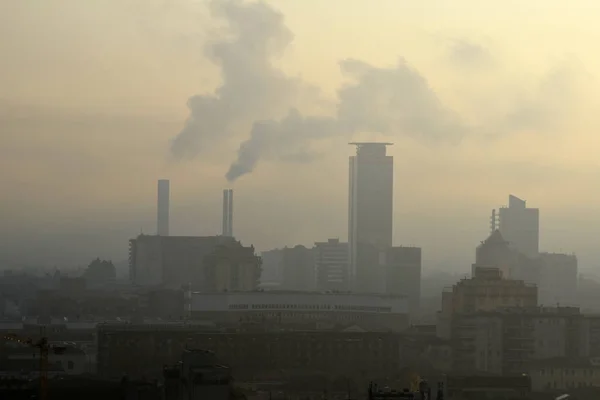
1 0 600 272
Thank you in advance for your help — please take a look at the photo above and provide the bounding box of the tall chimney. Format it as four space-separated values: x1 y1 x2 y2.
222 189 233 237
157 180 170 236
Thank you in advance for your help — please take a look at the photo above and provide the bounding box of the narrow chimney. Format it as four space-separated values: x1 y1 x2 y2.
222 189 233 237
157 180 170 236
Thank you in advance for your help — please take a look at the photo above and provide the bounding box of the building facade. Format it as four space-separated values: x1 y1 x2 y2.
281 245 315 291
188 291 409 331
203 242 261 292
314 239 349 292
384 246 422 321
349 143 393 293
539 252 578 306
128 235 236 288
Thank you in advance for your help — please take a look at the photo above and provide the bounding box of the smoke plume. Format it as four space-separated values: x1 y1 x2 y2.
226 58 468 181
170 0 301 159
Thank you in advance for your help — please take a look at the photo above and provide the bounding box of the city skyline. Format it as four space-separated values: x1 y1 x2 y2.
2 0 600 273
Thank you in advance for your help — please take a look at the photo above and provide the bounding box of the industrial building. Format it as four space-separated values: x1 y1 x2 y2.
187 291 409 331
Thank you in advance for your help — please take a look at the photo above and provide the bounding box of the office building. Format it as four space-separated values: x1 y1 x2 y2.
314 238 349 291
384 246 422 321
221 189 233 237
494 195 539 258
157 179 170 236
349 143 393 293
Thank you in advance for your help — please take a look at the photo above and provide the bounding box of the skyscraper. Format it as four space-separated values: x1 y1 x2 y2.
348 142 393 292
496 195 539 258
222 189 233 237
157 179 170 236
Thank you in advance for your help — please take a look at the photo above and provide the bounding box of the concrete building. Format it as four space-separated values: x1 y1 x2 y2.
539 252 578 306
203 242 261 292
128 235 236 288
314 239 349 291
157 179 170 236
384 246 422 321
98 327 432 385
528 357 600 392
436 266 537 339
452 307 583 376
188 291 409 331
495 195 540 258
258 248 283 287
281 245 315 291
349 143 393 293
452 267 537 314
221 189 233 238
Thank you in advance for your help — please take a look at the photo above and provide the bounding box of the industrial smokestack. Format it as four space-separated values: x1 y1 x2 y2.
222 189 233 237
157 179 170 236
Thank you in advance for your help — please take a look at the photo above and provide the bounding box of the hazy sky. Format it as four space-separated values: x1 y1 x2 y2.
2 0 600 271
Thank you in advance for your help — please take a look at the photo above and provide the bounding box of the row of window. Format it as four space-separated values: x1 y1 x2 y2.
227 303 392 312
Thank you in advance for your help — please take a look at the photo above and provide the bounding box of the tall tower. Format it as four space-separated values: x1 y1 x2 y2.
498 194 539 258
222 189 233 237
157 179 170 236
348 142 393 292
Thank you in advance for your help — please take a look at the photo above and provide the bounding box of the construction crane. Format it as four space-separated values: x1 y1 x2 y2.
3 326 66 400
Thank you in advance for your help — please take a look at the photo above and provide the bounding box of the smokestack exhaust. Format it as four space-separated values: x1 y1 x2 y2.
157 180 170 236
222 189 233 237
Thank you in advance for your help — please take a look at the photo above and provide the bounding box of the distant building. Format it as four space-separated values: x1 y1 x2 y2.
436 266 537 339
349 143 393 293
539 252 578 306
452 307 583 375
385 246 422 321
474 229 542 285
495 195 539 258
128 235 236 288
203 242 261 292
259 248 283 287
314 239 349 291
281 245 315 291
188 291 409 332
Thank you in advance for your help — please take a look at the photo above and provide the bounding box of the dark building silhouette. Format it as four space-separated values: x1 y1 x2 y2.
349 143 393 293
385 247 422 321
281 245 315 291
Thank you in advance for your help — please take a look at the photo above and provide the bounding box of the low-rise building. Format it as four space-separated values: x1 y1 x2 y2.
528 357 600 392
188 291 409 331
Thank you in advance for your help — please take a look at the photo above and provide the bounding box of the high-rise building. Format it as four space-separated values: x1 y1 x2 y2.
222 189 233 237
348 143 393 293
314 239 349 291
384 246 421 321
495 195 539 258
157 179 170 236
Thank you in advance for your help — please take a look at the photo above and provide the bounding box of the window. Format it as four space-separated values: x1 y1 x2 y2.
67 360 74 370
